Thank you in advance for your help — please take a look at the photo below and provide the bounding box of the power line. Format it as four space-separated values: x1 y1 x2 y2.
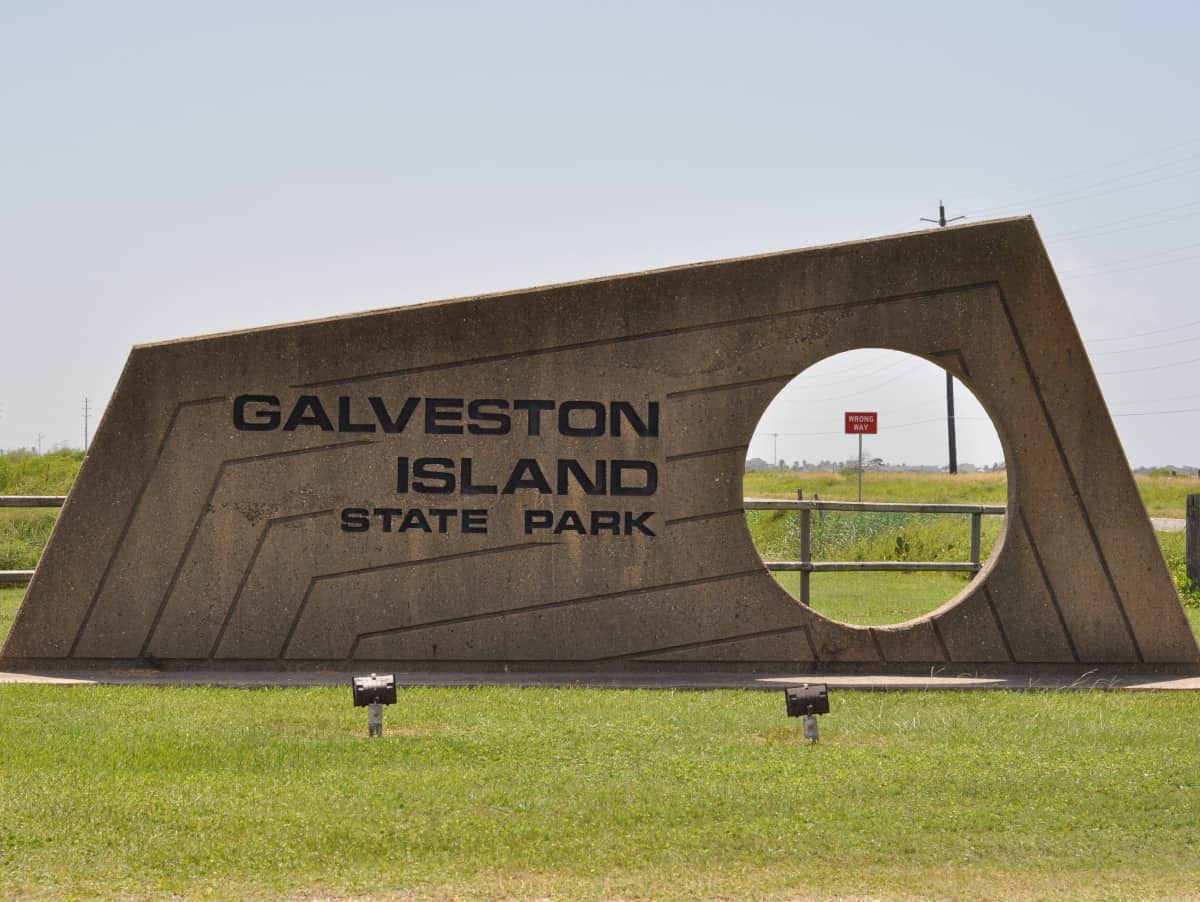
1047 199 1200 242
1085 316 1200 343
1097 354 1200 375
1103 387 1200 406
1060 252 1200 279
971 153 1200 217
1111 407 1200 418
779 355 915 390
954 137 1200 207
1063 238 1200 271
1088 335 1200 355
776 360 931 403
971 163 1200 219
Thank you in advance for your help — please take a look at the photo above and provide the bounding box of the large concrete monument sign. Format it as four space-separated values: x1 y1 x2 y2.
5 217 1197 673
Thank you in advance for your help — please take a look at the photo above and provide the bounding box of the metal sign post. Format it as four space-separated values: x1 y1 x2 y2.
858 433 863 501
844 412 878 503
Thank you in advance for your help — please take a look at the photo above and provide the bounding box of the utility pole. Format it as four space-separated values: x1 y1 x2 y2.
945 372 958 475
772 432 779 469
82 397 91 452
921 200 964 474
36 433 44 455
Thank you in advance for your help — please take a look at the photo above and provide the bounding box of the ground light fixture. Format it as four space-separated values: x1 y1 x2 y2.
351 673 397 737
784 684 830 744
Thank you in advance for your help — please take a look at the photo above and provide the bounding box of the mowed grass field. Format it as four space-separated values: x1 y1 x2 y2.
2 676 1200 901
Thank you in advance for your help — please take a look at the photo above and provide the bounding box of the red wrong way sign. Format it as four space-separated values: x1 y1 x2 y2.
845 411 878 434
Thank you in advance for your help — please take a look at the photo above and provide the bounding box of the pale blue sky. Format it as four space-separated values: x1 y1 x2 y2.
3 1 1199 466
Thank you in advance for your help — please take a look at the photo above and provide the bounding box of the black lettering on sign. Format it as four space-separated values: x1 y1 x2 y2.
502 459 553 494
428 508 459 533
513 399 555 435
557 459 606 495
371 396 420 433
338 397 376 433
524 509 657 536
425 398 465 435
467 400 511 435
401 509 432 532
611 401 659 437
611 460 658 496
461 458 498 495
524 510 554 534
374 507 403 531
233 395 281 431
559 401 606 437
413 458 455 494
283 395 334 431
340 507 370 532
232 395 661 436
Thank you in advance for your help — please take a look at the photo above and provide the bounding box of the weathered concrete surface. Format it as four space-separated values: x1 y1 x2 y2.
4 217 1197 673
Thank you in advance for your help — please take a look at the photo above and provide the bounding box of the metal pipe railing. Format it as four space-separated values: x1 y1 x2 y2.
744 498 1006 606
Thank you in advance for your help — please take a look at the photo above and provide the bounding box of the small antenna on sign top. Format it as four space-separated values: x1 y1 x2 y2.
920 200 964 228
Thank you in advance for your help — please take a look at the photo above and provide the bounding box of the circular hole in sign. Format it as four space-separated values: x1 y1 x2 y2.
743 349 1008 627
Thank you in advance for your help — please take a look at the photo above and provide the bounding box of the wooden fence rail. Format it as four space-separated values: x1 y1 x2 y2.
1 496 66 588
743 498 1007 607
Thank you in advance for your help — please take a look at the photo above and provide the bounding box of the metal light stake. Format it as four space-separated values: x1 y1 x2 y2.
784 683 831 745
351 673 397 738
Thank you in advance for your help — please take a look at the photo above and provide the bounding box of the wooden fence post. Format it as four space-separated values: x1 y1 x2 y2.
1188 494 1199 586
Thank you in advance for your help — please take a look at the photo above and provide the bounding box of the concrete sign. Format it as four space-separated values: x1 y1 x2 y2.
4 217 1197 673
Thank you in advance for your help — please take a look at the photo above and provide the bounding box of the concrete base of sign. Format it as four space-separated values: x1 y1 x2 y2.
4 217 1197 673
4 668 1200 692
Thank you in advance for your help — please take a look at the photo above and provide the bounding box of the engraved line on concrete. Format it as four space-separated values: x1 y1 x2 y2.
1018 510 1080 663
285 542 561 660
665 445 746 464
982 585 1016 663
349 569 768 652
664 509 745 527
665 375 795 400
996 284 1144 662
139 440 376 659
929 348 972 380
69 395 227 657
221 438 378 467
293 281 1001 389
208 509 336 659
867 629 889 663
604 625 815 662
801 623 820 662
928 618 953 663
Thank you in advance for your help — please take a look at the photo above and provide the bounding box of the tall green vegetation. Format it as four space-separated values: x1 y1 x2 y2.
743 467 1200 518
0 449 84 495
0 450 80 570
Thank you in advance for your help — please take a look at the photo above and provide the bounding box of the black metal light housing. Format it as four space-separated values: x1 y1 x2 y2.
784 683 830 717
351 673 397 707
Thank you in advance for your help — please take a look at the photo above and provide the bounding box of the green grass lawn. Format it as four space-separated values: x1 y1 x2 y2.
0 684 1199 901
774 569 974 625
